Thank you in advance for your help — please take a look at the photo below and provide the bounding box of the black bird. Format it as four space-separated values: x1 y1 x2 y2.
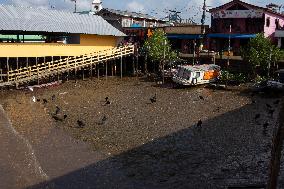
77 120 85 128
197 119 202 129
274 100 280 105
51 94 56 101
255 114 261 120
150 94 157 103
105 100 111 105
43 99 48 104
266 103 272 109
105 97 109 101
55 106 61 115
263 122 269 129
268 109 275 118
263 122 269 136
37 99 41 102
199 95 204 100
102 115 107 122
63 114 67 119
215 106 221 112
52 115 63 122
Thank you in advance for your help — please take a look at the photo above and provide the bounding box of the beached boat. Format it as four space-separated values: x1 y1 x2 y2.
172 64 221 86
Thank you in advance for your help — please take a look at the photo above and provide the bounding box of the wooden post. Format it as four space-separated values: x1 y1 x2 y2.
111 60 114 76
132 56 135 75
43 57 46 74
67 56 70 81
105 61 108 80
16 57 19 70
83 68 85 80
57 56 61 81
75 59 77 83
90 56 93 79
120 55 123 79
97 63 100 80
82 56 85 80
6 57 9 82
267 99 284 189
26 57 28 67
0 69 2 82
36 57 40 85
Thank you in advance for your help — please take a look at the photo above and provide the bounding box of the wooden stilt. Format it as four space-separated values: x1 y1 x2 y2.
26 57 28 67
16 57 19 69
105 61 108 80
57 56 61 81
132 56 135 75
50 56 54 82
67 56 70 81
6 57 9 82
0 69 2 82
97 63 100 80
90 64 93 79
75 59 77 83
36 57 40 85
90 56 93 79
120 56 123 79
82 67 85 80
111 60 114 76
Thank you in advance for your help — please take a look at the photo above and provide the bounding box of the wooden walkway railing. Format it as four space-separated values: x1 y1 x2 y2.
0 45 134 86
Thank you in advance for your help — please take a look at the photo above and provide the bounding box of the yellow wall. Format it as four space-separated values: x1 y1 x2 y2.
0 34 118 57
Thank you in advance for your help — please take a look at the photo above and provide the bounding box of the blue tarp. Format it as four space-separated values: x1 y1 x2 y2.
167 34 203 39
207 33 257 39
131 23 142 28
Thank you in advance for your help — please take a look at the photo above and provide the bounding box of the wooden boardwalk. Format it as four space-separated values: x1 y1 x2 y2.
0 45 134 87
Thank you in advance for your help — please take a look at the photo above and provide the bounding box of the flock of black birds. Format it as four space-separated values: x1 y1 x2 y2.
253 97 280 136
36 91 280 137
35 93 159 129
195 93 281 135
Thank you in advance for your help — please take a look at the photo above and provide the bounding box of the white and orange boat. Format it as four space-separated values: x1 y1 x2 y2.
172 64 221 86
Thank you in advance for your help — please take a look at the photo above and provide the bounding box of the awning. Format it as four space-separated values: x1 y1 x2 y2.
131 23 143 28
167 34 203 39
207 33 257 39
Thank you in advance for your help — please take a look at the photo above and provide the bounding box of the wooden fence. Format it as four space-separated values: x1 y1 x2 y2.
0 45 134 86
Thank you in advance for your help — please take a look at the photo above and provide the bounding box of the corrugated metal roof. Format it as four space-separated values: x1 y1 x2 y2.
104 8 165 21
0 4 126 36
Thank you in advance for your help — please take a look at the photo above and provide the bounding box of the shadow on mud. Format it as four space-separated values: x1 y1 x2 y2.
25 99 281 189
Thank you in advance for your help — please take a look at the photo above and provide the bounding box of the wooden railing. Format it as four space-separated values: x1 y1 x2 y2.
3 45 134 86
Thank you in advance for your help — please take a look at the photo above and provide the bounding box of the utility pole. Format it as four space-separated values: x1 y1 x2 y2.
226 25 231 88
200 0 207 51
268 47 272 78
201 0 206 36
163 39 167 84
70 0 77 13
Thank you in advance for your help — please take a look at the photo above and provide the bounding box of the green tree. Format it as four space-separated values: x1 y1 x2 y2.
143 29 177 73
241 33 284 78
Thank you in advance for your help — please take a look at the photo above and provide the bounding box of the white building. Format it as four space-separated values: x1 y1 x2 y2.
90 0 102 15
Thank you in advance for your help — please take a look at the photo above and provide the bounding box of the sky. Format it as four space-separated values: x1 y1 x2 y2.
0 0 283 24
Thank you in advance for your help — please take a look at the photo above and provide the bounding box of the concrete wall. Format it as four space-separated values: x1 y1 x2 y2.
0 34 118 57
264 12 284 38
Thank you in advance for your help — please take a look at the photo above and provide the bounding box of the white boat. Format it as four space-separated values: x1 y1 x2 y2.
172 64 221 86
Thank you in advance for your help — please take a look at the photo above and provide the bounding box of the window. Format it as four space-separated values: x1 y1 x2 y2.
266 17 270 27
275 19 280 29
195 72 201 78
